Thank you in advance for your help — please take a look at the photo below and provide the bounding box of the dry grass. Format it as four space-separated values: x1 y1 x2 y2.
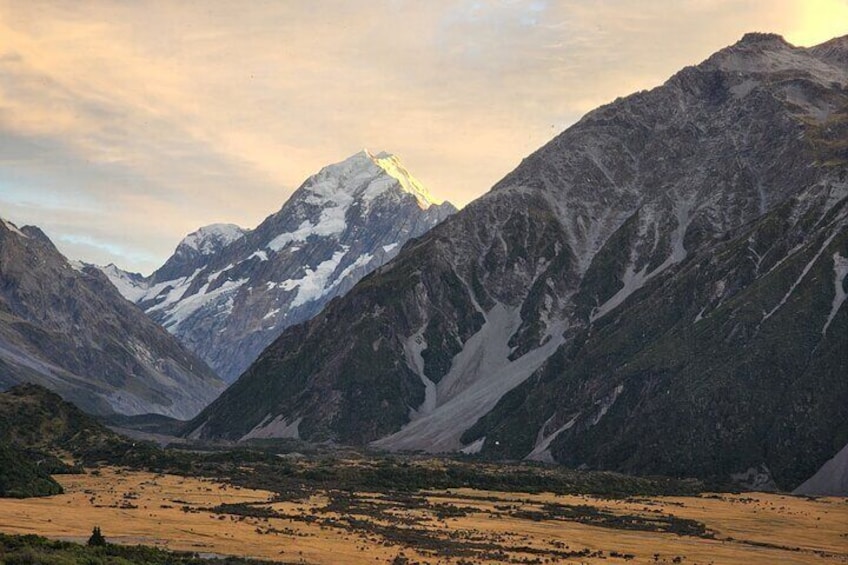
0 468 845 564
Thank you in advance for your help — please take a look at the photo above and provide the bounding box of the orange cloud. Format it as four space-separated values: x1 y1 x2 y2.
0 1 844 273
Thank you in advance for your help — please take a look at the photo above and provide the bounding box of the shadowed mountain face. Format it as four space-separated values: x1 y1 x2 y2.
0 219 225 419
103 150 456 382
185 34 848 490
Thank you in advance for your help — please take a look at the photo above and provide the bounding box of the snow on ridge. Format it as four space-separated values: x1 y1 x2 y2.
161 276 249 330
180 223 245 255
99 263 150 302
145 268 204 313
333 252 373 284
267 209 347 251
69 260 87 273
370 151 442 209
265 150 447 253
276 248 375 309
306 149 441 208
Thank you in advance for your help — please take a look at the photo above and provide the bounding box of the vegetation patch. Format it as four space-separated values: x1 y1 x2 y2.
0 532 290 565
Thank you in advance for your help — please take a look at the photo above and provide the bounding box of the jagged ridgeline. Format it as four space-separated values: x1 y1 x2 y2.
0 219 225 419
185 34 847 490
102 150 456 382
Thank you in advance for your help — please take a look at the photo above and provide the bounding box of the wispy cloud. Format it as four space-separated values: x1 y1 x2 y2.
0 0 844 273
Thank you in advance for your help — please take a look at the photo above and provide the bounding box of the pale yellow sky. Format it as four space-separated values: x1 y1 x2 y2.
0 0 846 273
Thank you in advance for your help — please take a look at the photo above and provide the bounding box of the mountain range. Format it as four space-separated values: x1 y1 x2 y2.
0 218 224 419
102 150 456 382
183 33 848 490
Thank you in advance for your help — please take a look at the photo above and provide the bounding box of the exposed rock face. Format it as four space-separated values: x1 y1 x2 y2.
103 151 456 382
0 219 225 419
184 34 847 490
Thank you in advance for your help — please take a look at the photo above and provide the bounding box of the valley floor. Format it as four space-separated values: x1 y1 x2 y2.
0 468 845 564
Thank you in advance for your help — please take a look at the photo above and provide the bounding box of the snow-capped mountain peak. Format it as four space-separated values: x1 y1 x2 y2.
369 151 442 210
304 150 441 210
102 150 457 382
179 223 246 255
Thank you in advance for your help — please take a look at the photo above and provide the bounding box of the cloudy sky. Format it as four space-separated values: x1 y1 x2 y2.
1 0 846 274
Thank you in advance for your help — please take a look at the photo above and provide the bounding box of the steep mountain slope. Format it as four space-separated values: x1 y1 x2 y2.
104 151 456 382
0 219 225 418
184 34 847 489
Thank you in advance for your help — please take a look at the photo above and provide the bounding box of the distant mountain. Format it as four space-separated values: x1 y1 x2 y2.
0 218 225 419
103 150 456 381
184 34 848 491
100 223 246 303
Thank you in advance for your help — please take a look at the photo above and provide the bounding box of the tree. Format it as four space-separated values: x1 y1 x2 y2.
87 526 106 546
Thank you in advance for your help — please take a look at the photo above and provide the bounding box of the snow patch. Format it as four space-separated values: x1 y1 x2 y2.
160 277 249 330
382 243 399 253
145 268 204 311
208 264 234 283
267 217 346 251
248 250 268 261
333 253 374 284
281 248 349 307
822 252 848 336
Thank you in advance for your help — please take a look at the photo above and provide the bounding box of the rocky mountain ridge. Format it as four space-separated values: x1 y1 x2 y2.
0 218 225 418
103 150 456 381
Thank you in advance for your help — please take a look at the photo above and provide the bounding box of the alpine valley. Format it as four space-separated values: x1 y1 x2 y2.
101 151 456 382
184 34 848 491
